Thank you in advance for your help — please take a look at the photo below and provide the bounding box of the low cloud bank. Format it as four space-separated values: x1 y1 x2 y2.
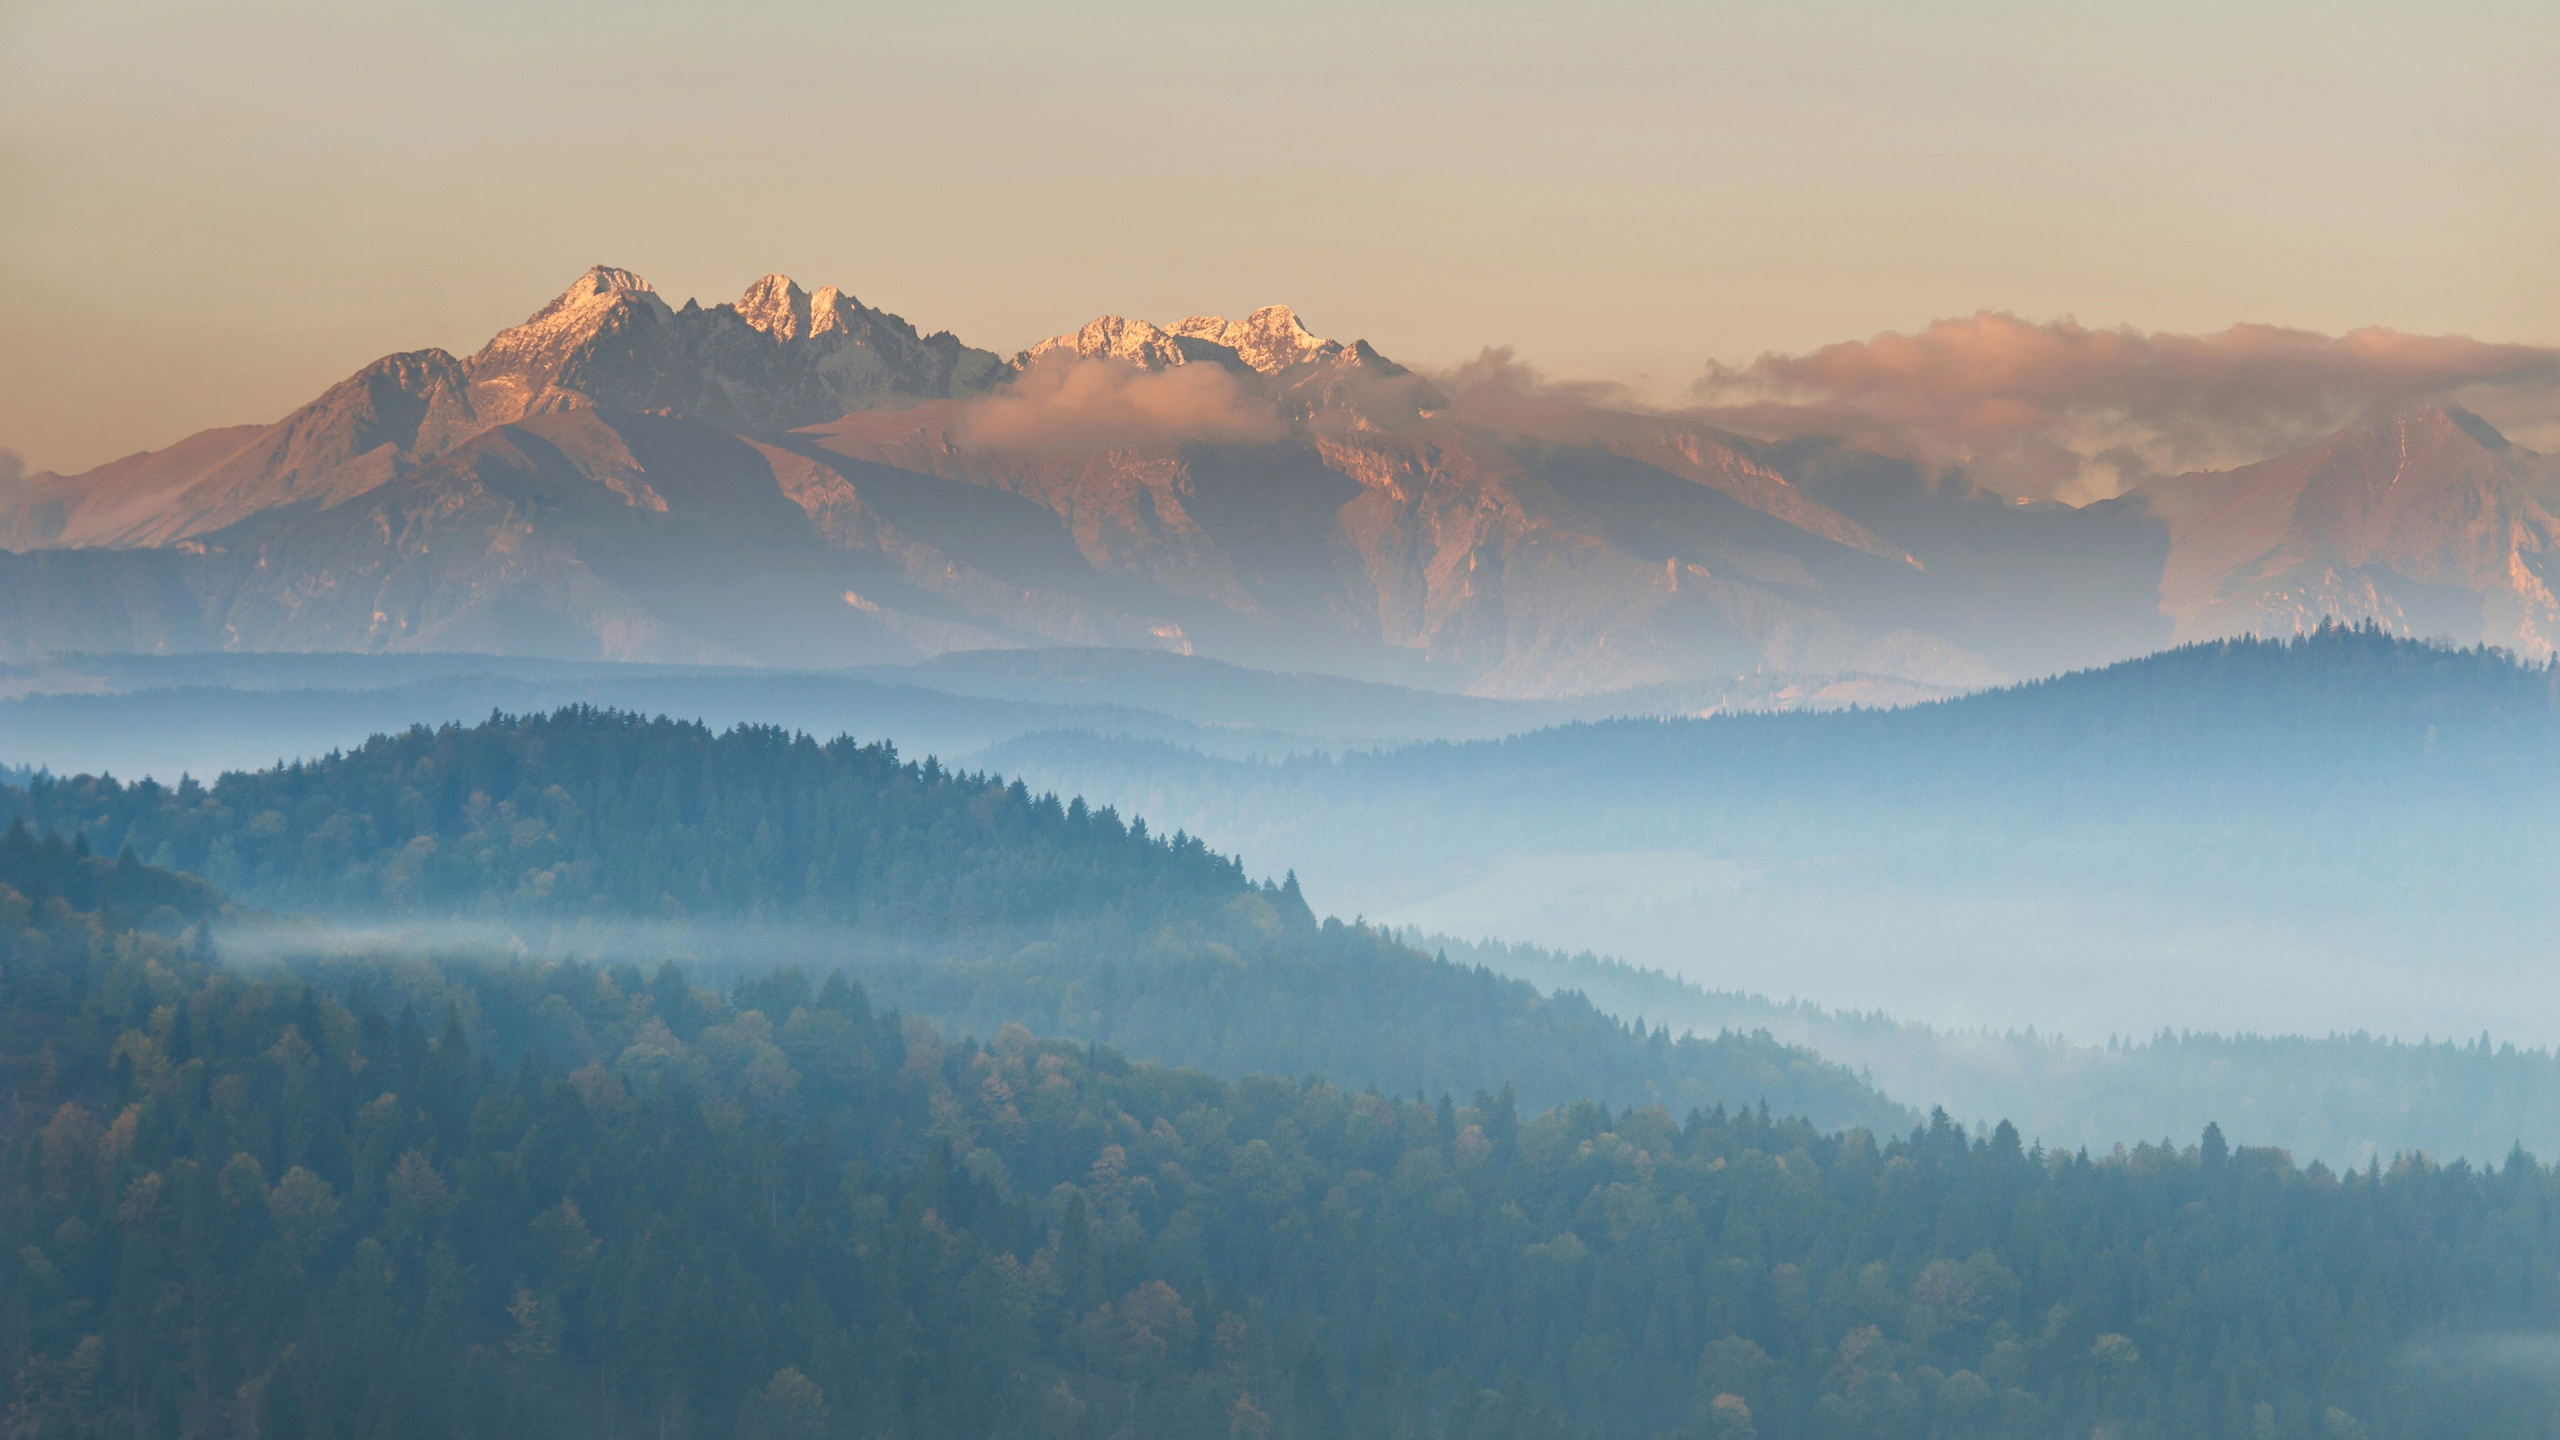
960 352 1285 450
1437 348 1642 421
1691 313 2560 501
922 319 2560 499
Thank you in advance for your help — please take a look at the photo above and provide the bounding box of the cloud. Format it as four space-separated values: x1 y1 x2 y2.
0 448 31 510
1690 313 2560 501
1436 348 1642 425
961 353 1286 450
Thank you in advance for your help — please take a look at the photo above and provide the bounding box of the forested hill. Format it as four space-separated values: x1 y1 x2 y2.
1419 929 2560 1169
12 880 2560 1440
3 707 1243 928
973 624 2560 1033
979 624 2560 900
1339 623 2560 814
0 708 1903 1131
0 819 221 934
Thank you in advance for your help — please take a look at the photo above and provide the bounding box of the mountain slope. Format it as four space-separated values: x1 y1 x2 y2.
2145 403 2560 653
12 269 2554 691
0 269 2147 692
0 350 468 550
802 399 2001 692
1770 436 2179 677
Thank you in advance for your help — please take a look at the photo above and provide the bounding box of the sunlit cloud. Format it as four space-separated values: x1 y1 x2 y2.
1689 313 2560 501
959 353 1286 450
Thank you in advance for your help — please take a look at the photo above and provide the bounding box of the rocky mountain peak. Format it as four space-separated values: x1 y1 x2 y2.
1016 315 1244 372
2366 401 2510 452
807 285 868 338
731 275 900 346
529 264 667 326
575 264 654 296
2307 402 2532 496
735 274 814 340
2443 406 2513 450
1170 305 1344 376
478 264 674 372
2149 396 2560 658
1019 304 1391 381
430 267 994 433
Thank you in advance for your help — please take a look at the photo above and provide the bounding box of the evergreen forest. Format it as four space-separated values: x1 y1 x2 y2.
0 709 1898 1129
8 648 2560 1438
8 843 2560 1439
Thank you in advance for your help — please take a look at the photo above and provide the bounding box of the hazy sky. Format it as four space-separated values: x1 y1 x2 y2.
3 0 2554 474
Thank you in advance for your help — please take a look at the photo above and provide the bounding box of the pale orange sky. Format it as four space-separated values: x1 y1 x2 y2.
2 0 2554 475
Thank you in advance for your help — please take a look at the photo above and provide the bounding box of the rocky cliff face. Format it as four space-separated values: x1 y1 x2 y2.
436 266 1004 445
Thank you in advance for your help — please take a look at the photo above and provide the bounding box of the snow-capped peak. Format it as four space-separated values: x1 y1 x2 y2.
501 264 673 344
1019 304 1375 377
1018 315 1222 370
574 264 655 297
736 274 813 340
1170 306 1343 375
733 276 882 342
807 285 867 338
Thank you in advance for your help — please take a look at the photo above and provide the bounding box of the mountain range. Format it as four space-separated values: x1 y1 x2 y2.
2 266 2553 693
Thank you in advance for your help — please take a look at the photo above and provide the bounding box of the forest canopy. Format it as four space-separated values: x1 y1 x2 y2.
7 867 2560 1440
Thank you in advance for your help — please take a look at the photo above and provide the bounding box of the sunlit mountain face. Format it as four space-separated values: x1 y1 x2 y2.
7 267 2550 698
